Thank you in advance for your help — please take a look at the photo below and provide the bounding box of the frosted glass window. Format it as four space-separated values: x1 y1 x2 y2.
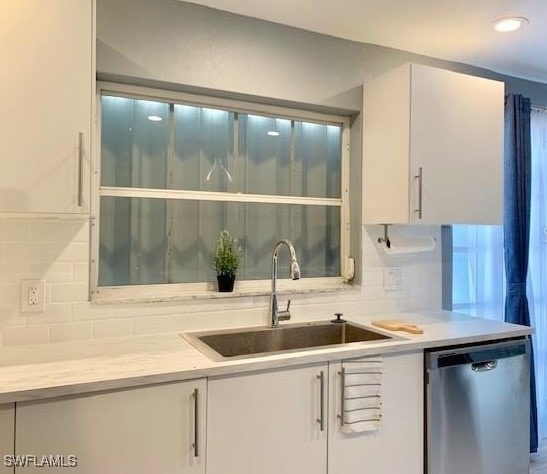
100 197 340 286
238 115 341 198
99 196 167 286
294 122 341 199
238 115 292 196
101 96 169 189
98 91 346 288
173 105 234 192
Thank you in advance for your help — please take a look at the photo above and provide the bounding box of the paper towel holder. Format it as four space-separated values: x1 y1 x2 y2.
377 224 391 249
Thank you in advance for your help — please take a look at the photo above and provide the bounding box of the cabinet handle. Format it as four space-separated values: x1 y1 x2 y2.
78 132 84 207
338 368 345 427
414 167 423 219
192 388 199 457
316 371 325 431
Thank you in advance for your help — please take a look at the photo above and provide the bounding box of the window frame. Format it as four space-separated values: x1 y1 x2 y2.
91 82 352 302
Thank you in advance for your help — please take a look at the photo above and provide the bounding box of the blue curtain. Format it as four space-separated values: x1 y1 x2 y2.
504 93 538 453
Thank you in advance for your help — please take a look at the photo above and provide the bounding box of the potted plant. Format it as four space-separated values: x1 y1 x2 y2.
213 229 241 292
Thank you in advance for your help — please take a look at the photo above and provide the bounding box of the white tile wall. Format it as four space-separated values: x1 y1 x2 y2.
0 219 442 346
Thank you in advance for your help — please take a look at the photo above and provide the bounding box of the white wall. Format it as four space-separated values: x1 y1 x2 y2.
0 219 440 346
97 0 547 109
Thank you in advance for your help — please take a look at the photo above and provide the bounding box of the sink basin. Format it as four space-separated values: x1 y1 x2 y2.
182 321 394 360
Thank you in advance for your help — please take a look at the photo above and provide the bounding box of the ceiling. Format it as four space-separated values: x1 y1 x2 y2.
187 0 547 84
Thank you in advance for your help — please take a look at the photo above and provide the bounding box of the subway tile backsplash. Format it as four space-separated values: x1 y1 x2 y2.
0 219 442 346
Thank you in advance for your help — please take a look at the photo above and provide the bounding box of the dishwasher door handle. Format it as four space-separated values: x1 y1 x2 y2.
471 360 497 372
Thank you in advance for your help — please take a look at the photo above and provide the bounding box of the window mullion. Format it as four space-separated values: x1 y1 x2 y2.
340 124 351 280
231 113 239 193
236 113 247 279
227 113 239 274
289 119 298 265
129 101 140 285
99 186 342 207
165 103 175 283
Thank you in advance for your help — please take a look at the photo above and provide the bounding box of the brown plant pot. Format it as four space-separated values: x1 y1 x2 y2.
217 274 235 292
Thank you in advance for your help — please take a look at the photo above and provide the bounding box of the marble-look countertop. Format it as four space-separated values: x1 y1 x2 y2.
0 311 531 404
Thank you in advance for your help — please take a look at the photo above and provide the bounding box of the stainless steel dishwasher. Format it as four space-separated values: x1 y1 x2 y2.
426 338 530 474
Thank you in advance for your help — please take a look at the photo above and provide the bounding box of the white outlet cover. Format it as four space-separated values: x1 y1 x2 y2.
384 267 403 292
21 279 46 313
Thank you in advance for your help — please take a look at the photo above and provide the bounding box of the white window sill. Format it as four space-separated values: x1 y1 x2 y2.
91 277 357 305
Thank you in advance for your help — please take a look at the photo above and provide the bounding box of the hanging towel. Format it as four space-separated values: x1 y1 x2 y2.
344 384 381 399
345 396 380 411
341 356 383 434
344 372 382 386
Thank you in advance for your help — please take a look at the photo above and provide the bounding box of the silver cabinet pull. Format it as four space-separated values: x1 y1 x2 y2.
414 167 423 219
338 368 345 427
78 132 84 207
316 371 325 431
192 388 199 457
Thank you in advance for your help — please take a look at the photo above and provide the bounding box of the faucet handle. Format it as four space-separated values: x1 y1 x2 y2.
277 299 292 322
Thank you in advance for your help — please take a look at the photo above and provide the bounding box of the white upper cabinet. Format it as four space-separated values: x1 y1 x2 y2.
0 0 94 215
362 63 504 225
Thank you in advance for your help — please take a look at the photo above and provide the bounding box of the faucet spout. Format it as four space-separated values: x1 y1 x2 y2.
290 260 301 280
270 240 300 327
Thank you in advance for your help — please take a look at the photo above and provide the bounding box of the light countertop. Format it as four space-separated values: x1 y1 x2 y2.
0 311 531 404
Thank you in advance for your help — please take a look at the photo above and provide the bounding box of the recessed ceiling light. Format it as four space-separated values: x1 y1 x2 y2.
147 115 163 122
266 131 280 137
493 17 529 33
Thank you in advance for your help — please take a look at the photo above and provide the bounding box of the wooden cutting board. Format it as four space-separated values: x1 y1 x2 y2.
372 320 423 334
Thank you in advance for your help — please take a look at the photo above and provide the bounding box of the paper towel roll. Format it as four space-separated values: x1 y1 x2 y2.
383 236 436 254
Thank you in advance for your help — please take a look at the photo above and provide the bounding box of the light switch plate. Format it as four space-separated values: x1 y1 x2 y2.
384 267 403 292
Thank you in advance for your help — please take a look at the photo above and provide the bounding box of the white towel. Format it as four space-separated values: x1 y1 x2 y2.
345 396 381 411
344 419 382 432
344 372 382 385
341 356 383 434
344 360 383 373
344 384 381 399
344 408 382 424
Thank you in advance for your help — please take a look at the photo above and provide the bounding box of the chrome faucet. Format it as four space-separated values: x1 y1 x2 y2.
270 240 300 327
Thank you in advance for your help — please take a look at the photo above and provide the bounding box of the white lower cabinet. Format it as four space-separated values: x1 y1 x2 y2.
328 351 424 474
0 404 15 474
207 351 424 474
15 379 206 473
207 363 328 474
11 352 423 473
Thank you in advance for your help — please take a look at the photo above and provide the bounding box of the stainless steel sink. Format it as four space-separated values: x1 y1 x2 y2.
182 321 394 360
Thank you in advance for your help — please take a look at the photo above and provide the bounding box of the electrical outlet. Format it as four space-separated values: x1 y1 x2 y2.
384 267 403 292
21 279 46 313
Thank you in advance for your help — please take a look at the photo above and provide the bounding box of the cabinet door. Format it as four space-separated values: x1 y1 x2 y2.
0 404 14 474
0 0 93 214
362 63 412 224
410 64 504 225
207 364 328 474
328 352 424 474
15 379 206 473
